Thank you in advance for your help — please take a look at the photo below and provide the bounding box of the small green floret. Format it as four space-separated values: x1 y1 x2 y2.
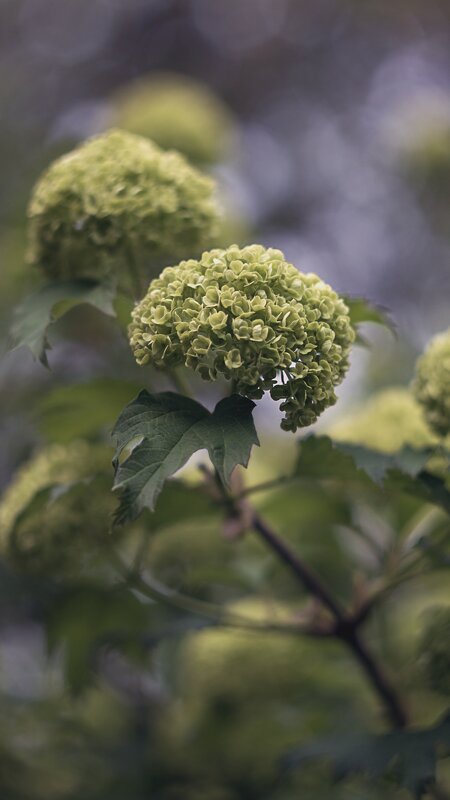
113 73 234 166
129 244 355 431
27 130 219 286
413 329 450 437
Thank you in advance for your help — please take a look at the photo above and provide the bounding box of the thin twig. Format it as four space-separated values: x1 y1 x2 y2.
251 510 409 728
169 368 192 397
203 462 410 730
236 475 294 498
108 546 324 638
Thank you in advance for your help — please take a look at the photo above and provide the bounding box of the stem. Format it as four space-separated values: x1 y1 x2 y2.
237 475 293 498
204 458 411 730
125 239 145 300
251 511 408 728
108 546 319 638
343 630 408 728
252 513 344 619
169 368 192 397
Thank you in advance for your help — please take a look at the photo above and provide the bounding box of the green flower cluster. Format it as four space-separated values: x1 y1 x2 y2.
413 329 450 437
129 244 355 431
112 73 234 166
418 606 450 696
156 599 371 793
0 441 113 574
328 387 438 453
27 130 219 287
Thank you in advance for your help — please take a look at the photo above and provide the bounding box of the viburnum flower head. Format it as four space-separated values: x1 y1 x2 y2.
129 244 355 431
0 442 113 574
113 73 234 166
328 387 438 453
27 130 219 287
413 328 450 437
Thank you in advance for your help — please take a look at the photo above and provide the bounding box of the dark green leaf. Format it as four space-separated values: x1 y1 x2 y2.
146 480 217 531
345 296 395 335
294 436 373 484
37 378 142 443
112 391 259 521
388 469 450 516
46 585 150 693
9 279 117 366
284 712 450 798
342 442 432 485
295 436 431 488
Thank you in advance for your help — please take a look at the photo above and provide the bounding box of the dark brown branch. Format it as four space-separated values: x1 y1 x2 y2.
250 510 409 729
252 512 345 620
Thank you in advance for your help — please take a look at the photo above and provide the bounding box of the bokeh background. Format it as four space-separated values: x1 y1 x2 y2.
0 2 450 798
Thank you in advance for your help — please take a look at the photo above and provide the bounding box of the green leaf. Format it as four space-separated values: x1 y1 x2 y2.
388 469 450 516
37 378 142 443
46 585 150 693
295 436 431 488
146 480 217 531
284 712 450 798
294 436 373 484
9 279 117 366
113 291 134 332
341 442 433 485
345 296 395 333
112 391 259 521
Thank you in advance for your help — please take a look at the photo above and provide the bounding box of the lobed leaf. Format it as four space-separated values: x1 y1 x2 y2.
9 278 117 366
112 391 259 521
37 378 142 443
284 712 450 798
295 436 431 487
344 296 395 335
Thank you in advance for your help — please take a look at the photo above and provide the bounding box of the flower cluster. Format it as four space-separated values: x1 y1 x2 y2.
129 244 355 431
113 73 234 166
328 387 438 453
27 130 219 287
159 599 368 791
413 328 450 437
418 607 450 696
0 441 113 574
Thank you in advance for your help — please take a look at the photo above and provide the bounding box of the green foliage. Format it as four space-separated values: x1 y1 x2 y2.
4 66 450 800
0 441 113 574
294 435 431 487
112 391 258 519
112 72 234 166
27 129 219 286
46 585 150 693
417 607 450 696
156 599 373 795
9 279 116 365
285 712 450 799
37 378 143 442
344 296 396 336
129 243 355 430
414 328 450 437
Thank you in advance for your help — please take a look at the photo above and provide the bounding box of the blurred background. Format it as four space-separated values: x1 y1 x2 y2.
0 1 450 798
